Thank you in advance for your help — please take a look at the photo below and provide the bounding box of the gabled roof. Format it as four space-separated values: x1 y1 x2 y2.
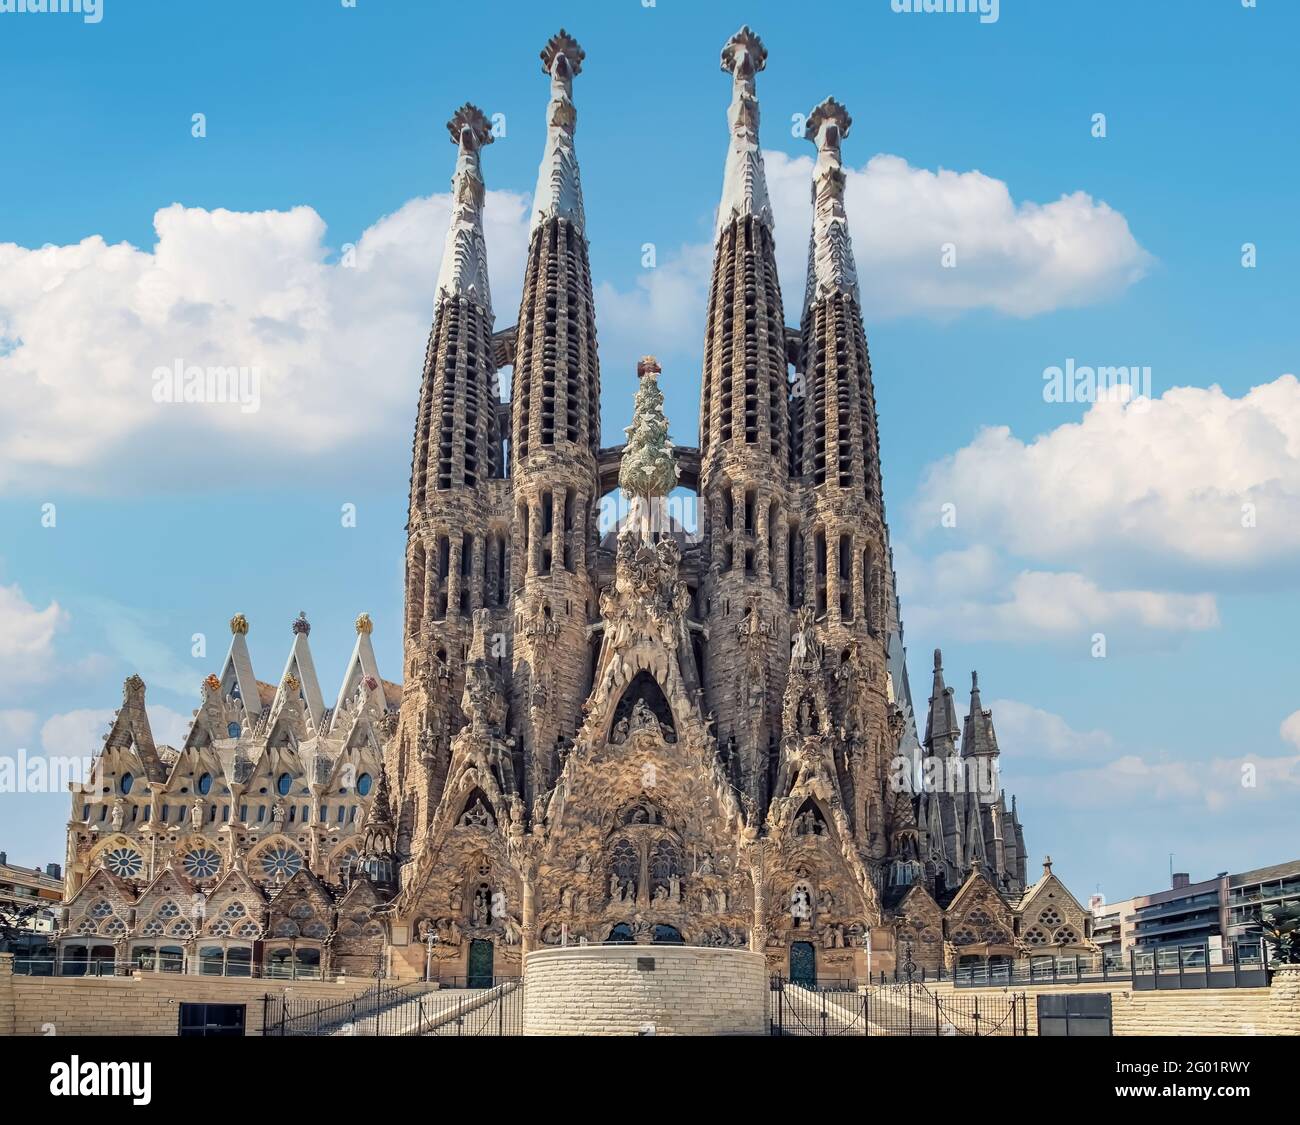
103 675 167 783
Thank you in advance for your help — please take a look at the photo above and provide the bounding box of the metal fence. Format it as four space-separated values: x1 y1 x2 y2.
769 976 1027 1036
949 940 1269 991
262 976 523 1036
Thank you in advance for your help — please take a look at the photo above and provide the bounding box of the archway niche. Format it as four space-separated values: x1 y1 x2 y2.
609 671 676 744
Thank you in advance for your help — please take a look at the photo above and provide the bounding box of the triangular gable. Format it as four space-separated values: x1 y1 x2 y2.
945 864 1004 917
267 618 327 733
331 617 385 731
104 675 166 782
216 619 263 726
65 865 138 910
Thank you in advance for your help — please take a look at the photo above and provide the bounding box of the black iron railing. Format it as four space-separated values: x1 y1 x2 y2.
769 975 1026 1036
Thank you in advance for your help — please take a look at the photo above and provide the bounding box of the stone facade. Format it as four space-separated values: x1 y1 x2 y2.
57 26 1093 988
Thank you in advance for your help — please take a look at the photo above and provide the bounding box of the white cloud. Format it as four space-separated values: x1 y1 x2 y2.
0 150 1147 492
914 375 1300 576
988 699 1115 761
0 583 67 690
0 709 37 746
1021 751 1300 813
900 550 1218 644
1282 710 1300 750
763 151 1151 318
40 703 193 760
0 191 530 493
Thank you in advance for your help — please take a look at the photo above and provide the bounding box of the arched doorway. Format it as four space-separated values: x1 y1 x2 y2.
652 924 684 945
467 938 494 988
605 923 634 944
790 941 816 986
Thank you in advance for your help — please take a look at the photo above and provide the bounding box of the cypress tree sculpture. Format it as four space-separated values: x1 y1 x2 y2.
619 356 679 544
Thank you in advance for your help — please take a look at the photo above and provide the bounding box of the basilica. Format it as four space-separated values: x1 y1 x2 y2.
56 28 1094 986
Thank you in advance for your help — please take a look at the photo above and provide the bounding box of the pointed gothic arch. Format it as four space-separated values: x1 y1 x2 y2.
608 670 676 744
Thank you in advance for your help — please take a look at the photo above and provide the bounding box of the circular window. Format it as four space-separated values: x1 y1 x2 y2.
103 847 143 878
356 773 373 797
276 773 292 797
260 844 303 880
183 848 221 879
197 773 213 796
120 773 133 795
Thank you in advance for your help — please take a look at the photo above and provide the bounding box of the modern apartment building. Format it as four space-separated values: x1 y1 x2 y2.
0 851 64 962
1091 858 1300 963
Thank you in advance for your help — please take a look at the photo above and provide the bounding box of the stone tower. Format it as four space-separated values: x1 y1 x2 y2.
508 29 602 809
698 27 795 815
792 97 895 860
391 103 502 853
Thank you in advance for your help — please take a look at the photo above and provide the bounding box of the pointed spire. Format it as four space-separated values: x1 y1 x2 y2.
923 648 961 752
435 103 494 310
716 26 773 239
962 668 1000 758
218 614 261 724
531 29 586 235
803 97 859 313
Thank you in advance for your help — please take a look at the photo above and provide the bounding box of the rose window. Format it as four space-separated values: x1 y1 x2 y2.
260 845 303 880
103 847 143 878
182 848 221 880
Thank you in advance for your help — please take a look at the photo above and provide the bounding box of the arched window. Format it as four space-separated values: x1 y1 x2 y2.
605 923 634 944
197 773 213 795
356 772 373 797
276 773 292 797
652 924 684 945
120 773 133 795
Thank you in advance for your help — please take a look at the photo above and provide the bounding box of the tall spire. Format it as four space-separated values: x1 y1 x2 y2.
716 26 773 239
962 669 1000 758
435 103 494 310
924 648 961 753
531 29 586 235
803 97 859 313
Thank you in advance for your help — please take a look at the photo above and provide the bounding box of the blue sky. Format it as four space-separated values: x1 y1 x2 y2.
1 0 1297 906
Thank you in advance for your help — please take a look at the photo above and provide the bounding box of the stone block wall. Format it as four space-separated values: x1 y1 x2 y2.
522 945 767 1036
0 954 382 1036
932 977 1294 1036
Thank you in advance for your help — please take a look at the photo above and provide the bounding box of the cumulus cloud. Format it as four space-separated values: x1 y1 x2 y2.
1282 710 1300 750
0 149 1146 492
988 699 1115 761
1022 751 1300 813
899 548 1218 644
0 583 67 690
40 703 193 760
0 190 530 493
914 376 1300 577
0 709 37 746
763 151 1151 318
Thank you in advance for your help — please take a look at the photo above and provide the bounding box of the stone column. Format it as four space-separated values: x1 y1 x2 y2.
469 533 486 610
826 531 841 625
552 488 566 572
0 952 15 1036
520 877 537 966
756 493 770 579
1269 963 1300 1034
529 502 544 576
446 531 464 619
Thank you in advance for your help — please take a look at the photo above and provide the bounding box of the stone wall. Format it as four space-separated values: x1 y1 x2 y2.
0 953 380 1036
933 977 1295 1036
522 945 767 1036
